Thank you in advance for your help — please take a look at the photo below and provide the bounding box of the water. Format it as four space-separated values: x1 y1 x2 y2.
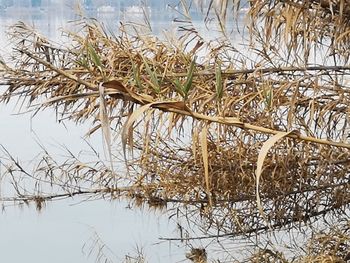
0 1 251 261
0 2 203 263
1 2 339 262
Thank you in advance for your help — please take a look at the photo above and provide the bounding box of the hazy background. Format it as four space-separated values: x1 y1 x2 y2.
0 1 193 262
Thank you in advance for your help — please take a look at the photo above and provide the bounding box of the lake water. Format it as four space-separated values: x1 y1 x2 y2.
0 1 251 262
0 2 216 263
1 2 338 262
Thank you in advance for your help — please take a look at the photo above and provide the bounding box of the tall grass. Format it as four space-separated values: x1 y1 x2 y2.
0 1 349 261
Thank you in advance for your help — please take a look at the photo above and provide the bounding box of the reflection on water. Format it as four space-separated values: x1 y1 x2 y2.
0 1 251 262
1 2 348 262
0 2 208 263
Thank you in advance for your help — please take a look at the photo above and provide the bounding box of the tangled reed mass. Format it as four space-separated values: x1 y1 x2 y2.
0 1 349 261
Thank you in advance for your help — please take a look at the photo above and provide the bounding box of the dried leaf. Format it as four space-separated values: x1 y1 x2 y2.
122 103 156 163
255 131 293 221
103 79 128 93
99 83 114 180
154 101 191 112
200 123 211 206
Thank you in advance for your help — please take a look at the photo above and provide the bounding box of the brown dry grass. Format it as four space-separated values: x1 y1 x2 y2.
0 1 349 262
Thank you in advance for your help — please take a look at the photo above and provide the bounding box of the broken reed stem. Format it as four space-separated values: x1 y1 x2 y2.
43 86 350 149
0 184 159 203
86 90 350 150
13 49 350 150
20 49 98 91
3 178 346 211
159 206 340 242
171 65 350 78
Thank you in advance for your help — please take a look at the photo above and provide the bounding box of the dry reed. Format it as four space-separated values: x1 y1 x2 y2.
0 1 349 261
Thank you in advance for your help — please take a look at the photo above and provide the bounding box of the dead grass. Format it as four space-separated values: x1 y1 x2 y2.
0 1 349 262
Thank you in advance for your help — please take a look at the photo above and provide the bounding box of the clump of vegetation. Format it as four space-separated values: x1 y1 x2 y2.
0 0 349 261
300 220 350 262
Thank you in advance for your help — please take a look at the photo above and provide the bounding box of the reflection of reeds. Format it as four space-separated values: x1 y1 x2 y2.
0 1 350 261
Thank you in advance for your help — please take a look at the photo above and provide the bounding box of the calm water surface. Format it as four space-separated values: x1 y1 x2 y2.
0 3 200 263
0 2 246 261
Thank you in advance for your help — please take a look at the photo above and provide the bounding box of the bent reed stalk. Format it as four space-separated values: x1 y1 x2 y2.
0 1 349 261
